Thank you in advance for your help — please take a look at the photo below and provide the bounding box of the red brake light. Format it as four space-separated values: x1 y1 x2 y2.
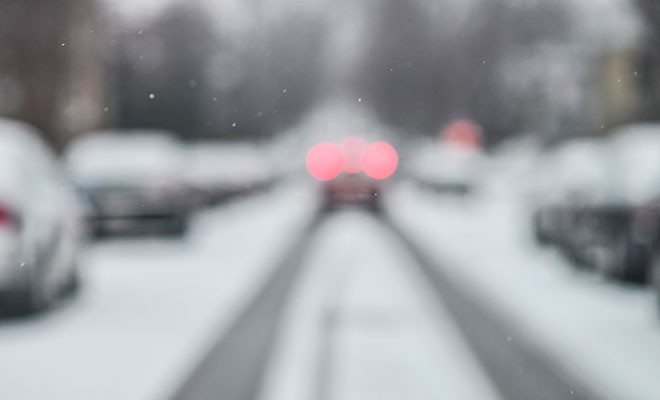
340 136 368 174
0 205 16 227
306 142 346 181
360 141 398 180
441 119 483 149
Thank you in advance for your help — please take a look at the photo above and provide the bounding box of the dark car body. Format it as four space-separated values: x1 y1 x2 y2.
322 174 382 211
83 183 189 236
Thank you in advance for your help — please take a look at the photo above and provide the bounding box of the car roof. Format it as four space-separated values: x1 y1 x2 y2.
0 118 49 157
65 130 183 184
0 119 53 207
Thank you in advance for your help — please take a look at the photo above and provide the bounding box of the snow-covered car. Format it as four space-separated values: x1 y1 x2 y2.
309 140 397 212
595 124 660 282
530 137 609 265
0 119 86 316
65 130 190 237
409 140 486 196
539 125 660 282
184 142 273 207
651 247 660 313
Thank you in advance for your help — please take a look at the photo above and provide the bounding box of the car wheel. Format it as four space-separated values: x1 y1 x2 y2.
171 215 188 236
601 232 648 283
621 238 649 283
650 251 660 314
61 265 81 297
532 211 550 245
590 233 623 278
0 266 50 316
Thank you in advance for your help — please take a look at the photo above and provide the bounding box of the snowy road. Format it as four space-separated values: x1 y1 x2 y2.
260 211 500 400
387 176 660 400
0 182 318 400
1 173 659 400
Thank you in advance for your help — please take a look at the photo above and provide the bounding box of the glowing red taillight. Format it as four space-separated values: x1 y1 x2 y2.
306 142 346 181
0 205 17 227
441 119 483 150
360 141 399 180
307 139 398 181
340 136 368 174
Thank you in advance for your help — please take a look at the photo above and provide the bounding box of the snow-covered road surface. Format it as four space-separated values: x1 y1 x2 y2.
387 177 660 400
0 182 318 400
2 159 659 400
260 210 501 400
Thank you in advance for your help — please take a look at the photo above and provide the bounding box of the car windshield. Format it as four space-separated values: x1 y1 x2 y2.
2 1 660 400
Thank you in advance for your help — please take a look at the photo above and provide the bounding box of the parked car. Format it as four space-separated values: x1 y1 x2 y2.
65 131 190 237
535 125 660 282
582 125 660 282
650 246 660 312
184 142 273 208
409 139 485 196
0 119 87 316
530 137 608 266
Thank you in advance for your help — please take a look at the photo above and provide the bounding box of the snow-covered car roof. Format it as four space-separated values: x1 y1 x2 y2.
66 130 185 186
607 124 660 204
408 139 486 184
0 118 49 157
0 119 54 207
534 137 609 205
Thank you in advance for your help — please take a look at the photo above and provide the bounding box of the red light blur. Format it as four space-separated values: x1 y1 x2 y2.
360 141 398 180
340 136 368 174
0 206 14 226
306 142 346 181
441 119 483 149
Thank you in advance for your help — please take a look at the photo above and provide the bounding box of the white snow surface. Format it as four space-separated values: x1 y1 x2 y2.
0 181 319 400
260 211 501 400
65 131 185 186
387 157 660 400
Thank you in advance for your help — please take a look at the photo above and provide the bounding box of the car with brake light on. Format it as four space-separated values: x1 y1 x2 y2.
65 130 190 237
0 119 87 316
306 139 398 211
